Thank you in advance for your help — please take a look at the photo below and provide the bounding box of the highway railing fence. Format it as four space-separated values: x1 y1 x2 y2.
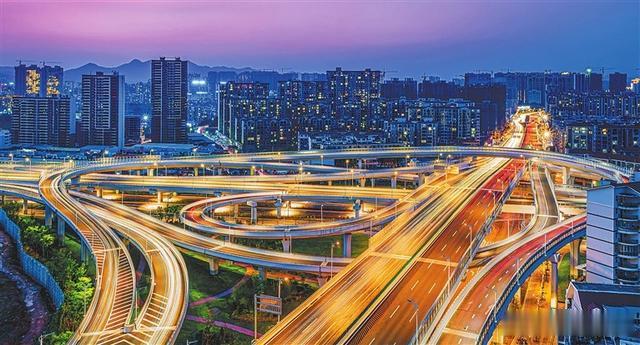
0 208 64 309
475 220 586 345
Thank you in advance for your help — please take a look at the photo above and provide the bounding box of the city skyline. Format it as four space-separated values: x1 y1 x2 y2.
1 1 638 79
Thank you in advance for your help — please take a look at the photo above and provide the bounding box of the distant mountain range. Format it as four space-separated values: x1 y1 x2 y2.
0 59 255 83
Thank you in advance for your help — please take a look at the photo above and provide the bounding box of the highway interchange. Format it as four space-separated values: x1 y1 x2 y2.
0 110 632 344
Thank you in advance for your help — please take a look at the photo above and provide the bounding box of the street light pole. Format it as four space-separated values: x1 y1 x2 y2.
408 299 419 343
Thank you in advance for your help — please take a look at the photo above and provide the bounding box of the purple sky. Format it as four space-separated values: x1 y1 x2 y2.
1 1 638 78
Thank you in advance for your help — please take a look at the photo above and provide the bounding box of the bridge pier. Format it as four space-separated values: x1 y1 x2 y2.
250 166 256 176
216 168 223 176
233 204 239 220
417 173 425 186
275 197 283 219
247 201 258 224
95 188 103 198
194 167 199 176
370 178 375 188
391 176 397 189
1 194 5 204
353 199 361 218
157 191 163 203
56 218 66 244
80 242 89 262
358 159 364 169
570 239 580 279
45 207 54 228
208 257 220 275
562 167 570 185
327 180 332 186
147 168 155 176
258 266 266 280
22 199 28 213
342 233 352 258
282 237 292 253
359 177 366 187
317 276 327 287
549 253 561 309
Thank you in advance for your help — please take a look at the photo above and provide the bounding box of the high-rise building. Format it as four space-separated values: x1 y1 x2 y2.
151 57 188 143
464 72 492 86
217 82 269 142
124 115 142 146
11 96 70 146
14 63 63 97
609 72 628 94
576 71 603 93
587 181 640 285
79 72 125 147
381 78 417 100
327 68 382 130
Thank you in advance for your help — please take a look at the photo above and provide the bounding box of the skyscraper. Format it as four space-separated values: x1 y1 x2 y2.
11 96 70 146
79 72 125 147
609 72 628 94
14 63 64 97
151 57 188 143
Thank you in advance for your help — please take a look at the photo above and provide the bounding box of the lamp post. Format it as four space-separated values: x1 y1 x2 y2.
408 299 419 343
39 332 54 345
330 241 340 279
320 204 324 223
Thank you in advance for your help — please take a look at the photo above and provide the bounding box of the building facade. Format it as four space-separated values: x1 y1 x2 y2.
79 72 125 147
14 63 64 97
11 96 70 146
151 57 188 143
586 182 640 285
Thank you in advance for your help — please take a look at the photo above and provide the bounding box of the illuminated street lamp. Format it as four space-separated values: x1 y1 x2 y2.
25 157 31 171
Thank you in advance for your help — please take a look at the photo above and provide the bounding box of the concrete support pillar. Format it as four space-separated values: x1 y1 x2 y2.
353 199 362 218
136 170 141 176
216 168 223 176
96 188 103 198
562 166 570 185
359 177 366 187
549 253 561 309
194 167 199 176
147 168 155 176
417 173 425 186
317 276 327 287
56 219 65 244
327 180 332 186
282 237 291 253
391 176 397 189
22 199 28 213
208 257 220 275
250 166 256 176
570 240 580 279
233 204 239 220
247 201 258 224
370 179 375 188
45 207 54 228
275 197 283 219
358 159 364 169
80 242 88 262
258 266 266 280
1 194 5 204
342 233 352 258
157 191 162 203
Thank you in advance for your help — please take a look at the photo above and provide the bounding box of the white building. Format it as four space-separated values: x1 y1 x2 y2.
0 129 11 148
586 181 640 285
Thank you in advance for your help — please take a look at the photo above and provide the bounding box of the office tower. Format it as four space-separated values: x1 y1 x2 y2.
381 78 418 100
11 96 70 146
14 63 64 97
124 115 142 145
462 84 507 142
609 72 628 94
418 79 460 99
79 72 125 147
151 57 188 143
587 181 640 285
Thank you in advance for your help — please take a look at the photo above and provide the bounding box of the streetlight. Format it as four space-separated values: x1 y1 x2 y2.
408 299 420 343
39 332 54 345
320 204 324 223
25 157 31 171
8 153 13 168
330 241 340 279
